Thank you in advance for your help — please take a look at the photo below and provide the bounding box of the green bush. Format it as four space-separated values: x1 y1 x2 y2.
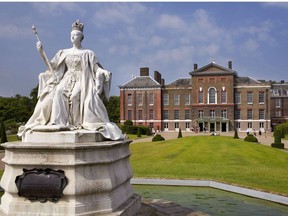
120 125 138 134
152 134 165 142
124 120 133 126
0 122 8 143
177 128 182 138
137 127 141 138
271 143 285 149
244 134 258 143
271 128 284 149
273 128 282 144
146 127 152 136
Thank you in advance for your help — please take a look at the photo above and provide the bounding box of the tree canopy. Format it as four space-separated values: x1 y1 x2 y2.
0 86 121 134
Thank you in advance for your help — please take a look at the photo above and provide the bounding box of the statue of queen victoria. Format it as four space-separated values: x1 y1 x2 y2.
18 20 124 141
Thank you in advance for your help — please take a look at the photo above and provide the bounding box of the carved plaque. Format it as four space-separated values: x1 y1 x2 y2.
15 168 68 202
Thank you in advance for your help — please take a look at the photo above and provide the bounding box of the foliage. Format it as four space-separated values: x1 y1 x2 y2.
271 128 284 149
0 122 8 144
105 96 120 123
0 94 34 124
244 134 258 143
0 87 120 131
152 134 165 142
146 127 152 136
120 125 138 134
138 126 149 136
30 85 38 109
271 143 285 149
273 128 282 144
130 136 288 195
137 127 141 138
233 129 239 139
124 120 133 126
177 128 182 138
274 123 288 138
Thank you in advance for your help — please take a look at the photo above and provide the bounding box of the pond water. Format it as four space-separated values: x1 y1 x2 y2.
133 185 288 216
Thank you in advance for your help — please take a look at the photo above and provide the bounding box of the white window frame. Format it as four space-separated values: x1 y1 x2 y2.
174 94 180 106
208 87 217 104
247 92 253 104
163 94 169 106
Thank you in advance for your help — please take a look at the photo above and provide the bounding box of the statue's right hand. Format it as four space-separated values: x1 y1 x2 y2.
36 41 43 51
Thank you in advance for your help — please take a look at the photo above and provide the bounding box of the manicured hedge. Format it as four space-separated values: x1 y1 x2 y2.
244 134 258 143
152 134 165 142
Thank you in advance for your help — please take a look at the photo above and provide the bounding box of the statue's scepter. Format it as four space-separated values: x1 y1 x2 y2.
32 25 54 73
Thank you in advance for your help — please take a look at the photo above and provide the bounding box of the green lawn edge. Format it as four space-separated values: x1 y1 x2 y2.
130 136 288 196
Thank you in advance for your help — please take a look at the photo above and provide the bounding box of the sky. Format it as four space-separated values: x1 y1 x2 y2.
1 1 288 97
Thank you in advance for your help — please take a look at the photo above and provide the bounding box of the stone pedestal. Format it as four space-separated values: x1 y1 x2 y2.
0 131 141 215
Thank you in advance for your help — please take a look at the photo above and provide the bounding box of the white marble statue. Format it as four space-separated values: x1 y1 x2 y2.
18 20 124 141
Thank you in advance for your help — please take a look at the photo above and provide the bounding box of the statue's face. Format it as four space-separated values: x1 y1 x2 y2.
71 30 83 44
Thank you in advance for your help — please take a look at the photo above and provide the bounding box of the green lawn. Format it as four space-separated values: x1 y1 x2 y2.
130 136 288 196
7 135 19 142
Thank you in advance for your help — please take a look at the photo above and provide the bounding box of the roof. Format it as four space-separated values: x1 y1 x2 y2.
166 78 191 86
189 62 236 76
236 76 262 85
119 76 161 88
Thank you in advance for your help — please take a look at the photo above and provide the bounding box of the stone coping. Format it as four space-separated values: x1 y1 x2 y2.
131 178 288 206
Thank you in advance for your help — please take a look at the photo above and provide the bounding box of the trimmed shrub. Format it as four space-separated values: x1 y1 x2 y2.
120 125 138 134
177 128 182 138
244 134 258 143
146 127 152 136
137 127 141 138
271 128 284 149
271 143 285 149
233 129 239 139
152 134 165 142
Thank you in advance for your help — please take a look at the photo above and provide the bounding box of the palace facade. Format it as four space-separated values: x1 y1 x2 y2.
119 61 288 133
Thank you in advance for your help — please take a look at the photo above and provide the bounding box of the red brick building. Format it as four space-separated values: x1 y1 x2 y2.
119 61 286 133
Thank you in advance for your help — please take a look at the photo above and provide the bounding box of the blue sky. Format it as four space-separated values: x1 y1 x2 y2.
1 2 288 97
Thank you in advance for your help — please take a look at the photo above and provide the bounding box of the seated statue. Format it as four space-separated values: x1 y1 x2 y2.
18 20 124 141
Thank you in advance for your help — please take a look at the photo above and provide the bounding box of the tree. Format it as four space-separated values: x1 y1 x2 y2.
0 121 8 143
137 127 141 138
30 85 39 109
105 96 120 123
271 128 284 149
233 128 239 139
177 128 182 138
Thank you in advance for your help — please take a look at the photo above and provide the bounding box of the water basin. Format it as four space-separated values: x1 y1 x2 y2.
133 185 288 216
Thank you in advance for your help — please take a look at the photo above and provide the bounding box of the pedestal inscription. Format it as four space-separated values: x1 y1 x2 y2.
15 168 68 203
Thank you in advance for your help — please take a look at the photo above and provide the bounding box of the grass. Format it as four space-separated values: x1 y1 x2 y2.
7 135 19 142
130 136 288 196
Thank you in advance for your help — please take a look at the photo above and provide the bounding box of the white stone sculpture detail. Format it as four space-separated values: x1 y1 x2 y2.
18 20 124 141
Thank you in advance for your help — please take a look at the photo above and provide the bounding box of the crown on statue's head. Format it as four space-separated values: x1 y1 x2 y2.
72 20 84 32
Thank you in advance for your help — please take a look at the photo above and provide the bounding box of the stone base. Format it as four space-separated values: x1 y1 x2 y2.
0 132 140 216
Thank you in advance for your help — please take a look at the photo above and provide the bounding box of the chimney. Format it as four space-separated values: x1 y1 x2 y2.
140 67 149 76
228 61 232 69
154 71 162 84
194 64 198 70
161 78 165 86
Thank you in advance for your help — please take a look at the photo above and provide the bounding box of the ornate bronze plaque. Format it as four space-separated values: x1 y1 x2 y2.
15 168 68 202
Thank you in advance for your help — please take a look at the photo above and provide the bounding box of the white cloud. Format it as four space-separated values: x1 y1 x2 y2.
156 14 187 31
0 23 31 39
32 3 85 16
93 3 147 27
